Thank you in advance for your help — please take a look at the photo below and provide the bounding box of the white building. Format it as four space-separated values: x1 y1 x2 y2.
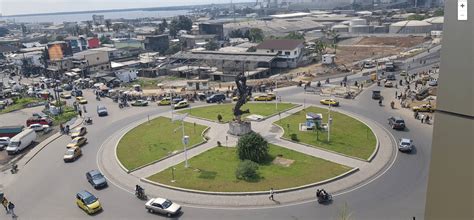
322 54 336 64
256 39 305 68
92 15 105 25
186 80 209 91
114 68 138 83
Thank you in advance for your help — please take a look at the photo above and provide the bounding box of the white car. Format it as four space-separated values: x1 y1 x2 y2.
0 137 10 149
29 124 44 132
398 138 414 152
145 198 181 217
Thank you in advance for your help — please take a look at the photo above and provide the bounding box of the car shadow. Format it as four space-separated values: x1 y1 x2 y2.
148 210 184 219
89 208 104 216
317 200 334 206
407 146 417 155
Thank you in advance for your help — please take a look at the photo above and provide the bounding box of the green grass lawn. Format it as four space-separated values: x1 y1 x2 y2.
180 103 297 122
52 106 78 125
0 97 42 114
275 107 376 160
148 144 351 192
117 116 208 170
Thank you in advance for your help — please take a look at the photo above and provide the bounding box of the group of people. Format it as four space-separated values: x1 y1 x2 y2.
59 123 70 135
1 196 17 218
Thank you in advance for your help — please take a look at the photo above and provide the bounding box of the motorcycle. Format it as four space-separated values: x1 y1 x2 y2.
135 187 147 200
83 117 93 125
316 189 332 204
10 164 18 174
96 96 101 101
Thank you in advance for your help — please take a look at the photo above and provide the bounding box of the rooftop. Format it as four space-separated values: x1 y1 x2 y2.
256 39 304 51
171 51 277 63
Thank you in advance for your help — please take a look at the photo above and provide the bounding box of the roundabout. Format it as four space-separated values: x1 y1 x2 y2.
99 100 396 207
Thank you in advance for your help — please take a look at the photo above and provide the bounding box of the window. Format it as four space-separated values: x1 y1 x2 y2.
285 51 290 55
271 49 274 52
294 51 297 55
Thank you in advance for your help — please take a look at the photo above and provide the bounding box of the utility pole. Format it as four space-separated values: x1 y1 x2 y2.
173 113 190 168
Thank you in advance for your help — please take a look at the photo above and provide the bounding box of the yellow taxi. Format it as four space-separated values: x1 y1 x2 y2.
60 93 72 99
412 104 434 112
254 95 272 101
267 93 276 100
76 96 88 104
158 97 172 106
67 137 87 148
71 127 87 138
63 147 82 162
320 99 340 106
76 190 102 214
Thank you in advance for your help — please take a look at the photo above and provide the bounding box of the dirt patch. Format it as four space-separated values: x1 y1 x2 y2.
272 156 295 167
356 36 428 48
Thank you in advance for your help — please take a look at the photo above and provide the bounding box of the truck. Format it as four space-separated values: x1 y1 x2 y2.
0 125 25 138
6 129 37 155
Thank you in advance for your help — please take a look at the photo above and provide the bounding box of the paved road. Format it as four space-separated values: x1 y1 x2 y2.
0 50 438 219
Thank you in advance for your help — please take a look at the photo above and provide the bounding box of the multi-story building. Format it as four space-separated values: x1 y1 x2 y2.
255 39 305 68
47 41 72 61
199 23 224 41
92 14 105 25
73 50 110 72
65 36 88 53
144 35 170 54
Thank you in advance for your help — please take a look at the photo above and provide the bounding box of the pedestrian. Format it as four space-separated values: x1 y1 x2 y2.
7 202 15 218
361 83 363 89
82 105 87 113
2 197 9 214
78 109 82 118
421 115 425 123
269 188 274 201
395 91 398 98
59 123 64 134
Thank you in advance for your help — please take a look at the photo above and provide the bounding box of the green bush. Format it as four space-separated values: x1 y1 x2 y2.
235 160 259 180
217 114 223 122
237 132 269 163
290 133 298 141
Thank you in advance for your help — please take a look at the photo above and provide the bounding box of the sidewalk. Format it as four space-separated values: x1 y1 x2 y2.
98 103 396 207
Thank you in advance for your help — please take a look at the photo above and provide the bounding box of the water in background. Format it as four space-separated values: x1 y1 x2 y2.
1 10 190 24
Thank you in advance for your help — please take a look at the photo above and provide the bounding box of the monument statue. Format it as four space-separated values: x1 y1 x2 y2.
228 73 252 136
233 73 252 121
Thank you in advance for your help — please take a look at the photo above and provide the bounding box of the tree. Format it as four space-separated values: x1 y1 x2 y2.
55 35 65 41
407 14 426 21
235 160 259 180
165 42 182 55
433 8 444 16
246 28 264 43
168 16 193 38
229 29 244 38
0 27 9 37
281 31 305 40
169 19 179 38
40 47 49 69
105 19 112 32
99 35 111 45
205 40 219 51
161 18 168 29
325 29 340 54
246 46 257 52
38 37 49 44
217 114 223 122
85 21 93 30
237 132 269 163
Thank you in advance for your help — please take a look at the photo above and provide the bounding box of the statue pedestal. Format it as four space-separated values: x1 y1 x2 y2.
228 121 252 136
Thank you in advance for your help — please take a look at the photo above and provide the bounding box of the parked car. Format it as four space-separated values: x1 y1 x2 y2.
173 100 189 109
26 117 53 126
386 74 396 81
6 129 37 155
145 198 181 216
400 71 407 76
0 137 10 150
71 127 87 138
412 104 435 112
60 93 72 99
206 94 226 103
172 97 184 104
267 92 276 100
320 99 340 106
67 137 87 148
97 105 108 116
63 84 73 91
232 96 250 102
86 170 108 189
71 90 83 97
76 190 102 214
398 138 414 152
428 79 438 86
158 97 172 106
32 112 48 119
388 116 406 130
131 100 149 106
63 147 82 162
29 123 44 132
76 97 88 104
54 87 63 92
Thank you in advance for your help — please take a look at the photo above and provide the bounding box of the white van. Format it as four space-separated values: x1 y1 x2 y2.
6 129 37 155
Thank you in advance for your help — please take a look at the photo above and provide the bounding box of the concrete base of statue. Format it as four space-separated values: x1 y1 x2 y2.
228 121 252 136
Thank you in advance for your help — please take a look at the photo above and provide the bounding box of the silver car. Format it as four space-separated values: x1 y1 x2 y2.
145 198 181 217
399 138 414 152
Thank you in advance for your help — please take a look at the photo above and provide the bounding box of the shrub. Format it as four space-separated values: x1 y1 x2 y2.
217 114 223 122
235 160 259 180
237 132 269 163
290 133 298 141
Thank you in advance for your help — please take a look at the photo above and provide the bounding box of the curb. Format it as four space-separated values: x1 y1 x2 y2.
114 116 211 174
177 103 300 124
140 167 359 196
272 106 378 162
24 117 83 165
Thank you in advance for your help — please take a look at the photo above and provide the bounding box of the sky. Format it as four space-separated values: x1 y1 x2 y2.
0 0 253 16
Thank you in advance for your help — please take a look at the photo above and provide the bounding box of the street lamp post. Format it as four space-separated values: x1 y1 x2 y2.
173 113 190 168
171 167 176 183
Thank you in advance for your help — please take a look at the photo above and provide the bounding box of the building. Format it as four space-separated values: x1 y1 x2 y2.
389 20 433 34
322 54 336 64
144 35 169 54
199 23 224 40
256 39 305 68
180 34 217 49
92 14 105 25
423 16 444 31
73 50 110 72
47 41 72 61
114 68 138 83
186 80 210 91
87 37 100 49
64 36 88 53
112 38 144 50
91 47 121 61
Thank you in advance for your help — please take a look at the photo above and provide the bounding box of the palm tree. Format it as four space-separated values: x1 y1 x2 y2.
325 29 340 54
105 19 112 32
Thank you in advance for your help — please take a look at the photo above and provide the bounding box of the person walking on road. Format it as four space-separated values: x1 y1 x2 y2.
7 202 15 218
2 197 9 214
82 105 87 113
269 188 274 201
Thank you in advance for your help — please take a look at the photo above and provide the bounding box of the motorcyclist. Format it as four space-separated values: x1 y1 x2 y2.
135 185 144 197
379 99 383 106
390 101 395 109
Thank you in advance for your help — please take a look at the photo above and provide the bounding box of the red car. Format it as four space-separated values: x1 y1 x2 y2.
26 117 52 127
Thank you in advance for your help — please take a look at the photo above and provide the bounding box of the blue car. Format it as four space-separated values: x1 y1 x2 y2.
97 106 108 117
